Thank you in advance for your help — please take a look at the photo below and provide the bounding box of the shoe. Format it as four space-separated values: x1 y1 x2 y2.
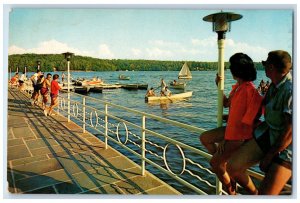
44 109 48 116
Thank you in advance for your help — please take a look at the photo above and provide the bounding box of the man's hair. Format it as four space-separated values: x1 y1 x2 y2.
267 50 292 73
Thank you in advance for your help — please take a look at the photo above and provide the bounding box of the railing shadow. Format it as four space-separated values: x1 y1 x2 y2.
8 89 153 194
7 168 122 194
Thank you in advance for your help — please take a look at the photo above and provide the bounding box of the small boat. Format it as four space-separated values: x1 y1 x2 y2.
82 80 103 86
145 91 193 103
137 83 148 90
60 85 75 92
99 83 122 89
74 86 90 94
119 74 130 80
73 78 103 86
121 83 148 90
178 62 192 79
89 86 103 93
122 84 139 90
169 81 186 89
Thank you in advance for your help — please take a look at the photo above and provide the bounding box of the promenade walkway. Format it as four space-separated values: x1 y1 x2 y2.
7 87 180 195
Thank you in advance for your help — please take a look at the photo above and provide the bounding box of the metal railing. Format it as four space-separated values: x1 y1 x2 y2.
58 90 217 194
21 87 291 195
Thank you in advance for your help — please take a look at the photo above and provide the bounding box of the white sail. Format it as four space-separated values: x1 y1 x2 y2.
178 62 192 79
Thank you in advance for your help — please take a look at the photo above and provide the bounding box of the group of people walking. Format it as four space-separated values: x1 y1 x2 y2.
28 70 61 116
200 50 292 195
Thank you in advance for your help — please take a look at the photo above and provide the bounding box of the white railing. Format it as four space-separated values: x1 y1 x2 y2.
57 90 215 194
21 87 291 195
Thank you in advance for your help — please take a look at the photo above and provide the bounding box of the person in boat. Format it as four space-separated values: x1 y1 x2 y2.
199 53 263 195
161 86 172 97
263 80 270 94
62 72 65 82
227 50 292 195
172 80 177 85
145 87 156 97
161 78 166 91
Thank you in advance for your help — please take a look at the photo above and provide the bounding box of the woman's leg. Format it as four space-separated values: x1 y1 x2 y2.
227 139 264 194
210 140 244 195
48 96 58 115
199 126 225 154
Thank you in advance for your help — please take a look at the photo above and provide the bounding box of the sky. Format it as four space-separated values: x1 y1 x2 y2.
8 7 294 62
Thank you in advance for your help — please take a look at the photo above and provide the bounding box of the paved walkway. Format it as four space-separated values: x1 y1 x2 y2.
7 88 180 195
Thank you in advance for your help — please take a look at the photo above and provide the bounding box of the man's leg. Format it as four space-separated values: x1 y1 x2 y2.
259 163 291 195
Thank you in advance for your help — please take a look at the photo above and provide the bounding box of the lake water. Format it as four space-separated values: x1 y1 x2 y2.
39 70 269 194
69 70 268 127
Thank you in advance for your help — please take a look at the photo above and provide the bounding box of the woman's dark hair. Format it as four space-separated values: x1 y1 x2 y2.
229 53 256 81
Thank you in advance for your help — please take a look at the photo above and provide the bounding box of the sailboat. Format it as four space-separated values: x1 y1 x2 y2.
178 62 192 79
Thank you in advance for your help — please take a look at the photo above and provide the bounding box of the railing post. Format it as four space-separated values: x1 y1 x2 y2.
105 104 108 149
67 93 70 122
67 59 71 122
141 115 146 176
82 97 86 133
57 98 60 115
216 179 222 195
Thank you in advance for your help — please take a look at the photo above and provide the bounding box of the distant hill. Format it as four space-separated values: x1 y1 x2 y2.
8 53 264 72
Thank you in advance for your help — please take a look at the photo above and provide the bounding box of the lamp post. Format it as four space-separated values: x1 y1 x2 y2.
62 52 74 122
37 60 41 71
203 11 242 127
203 11 242 195
24 66 27 78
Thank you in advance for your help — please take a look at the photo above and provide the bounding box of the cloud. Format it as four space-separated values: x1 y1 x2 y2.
191 37 216 48
145 47 173 60
131 48 142 57
225 39 268 61
191 37 269 61
97 44 115 59
8 38 268 62
8 40 91 57
8 45 26 55
149 40 180 48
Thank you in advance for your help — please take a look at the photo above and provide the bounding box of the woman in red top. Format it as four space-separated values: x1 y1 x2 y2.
199 53 263 195
44 74 61 116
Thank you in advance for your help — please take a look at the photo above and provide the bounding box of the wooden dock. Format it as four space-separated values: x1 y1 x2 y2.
7 87 180 195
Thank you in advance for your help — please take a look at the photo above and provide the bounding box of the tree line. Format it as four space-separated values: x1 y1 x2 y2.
8 53 265 72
